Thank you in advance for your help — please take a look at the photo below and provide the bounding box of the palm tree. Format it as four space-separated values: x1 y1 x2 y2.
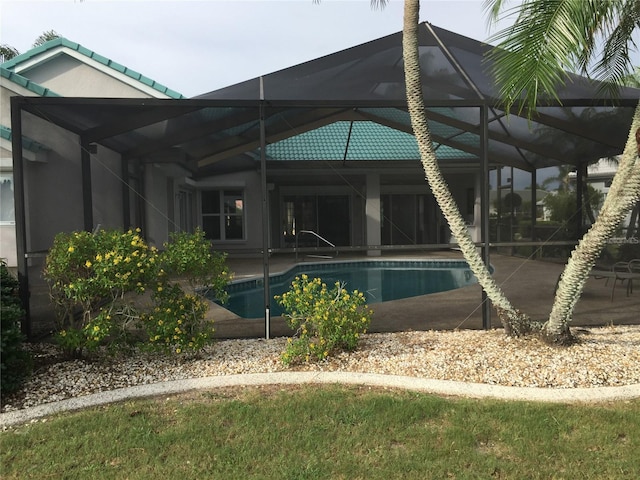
402 0 531 335
33 30 61 48
316 0 529 333
0 44 20 63
486 0 640 344
0 30 61 63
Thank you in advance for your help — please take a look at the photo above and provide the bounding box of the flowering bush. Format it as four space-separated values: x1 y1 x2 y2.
141 282 211 354
159 229 230 303
275 274 372 365
44 228 228 357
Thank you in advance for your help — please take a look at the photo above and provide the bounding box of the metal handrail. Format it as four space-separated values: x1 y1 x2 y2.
295 230 339 261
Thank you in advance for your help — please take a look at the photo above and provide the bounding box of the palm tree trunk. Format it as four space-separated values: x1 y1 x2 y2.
545 103 640 344
402 0 531 335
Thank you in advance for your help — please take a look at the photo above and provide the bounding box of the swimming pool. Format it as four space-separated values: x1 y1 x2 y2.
212 260 477 319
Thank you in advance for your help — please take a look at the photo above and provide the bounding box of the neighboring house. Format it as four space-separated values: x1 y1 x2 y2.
0 38 184 267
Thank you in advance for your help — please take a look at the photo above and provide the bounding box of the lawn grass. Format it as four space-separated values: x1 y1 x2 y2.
1 385 638 479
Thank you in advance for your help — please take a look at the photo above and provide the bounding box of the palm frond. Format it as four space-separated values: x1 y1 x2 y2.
487 0 594 114
591 0 640 96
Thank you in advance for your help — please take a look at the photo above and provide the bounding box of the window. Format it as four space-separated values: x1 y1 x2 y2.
0 173 14 224
201 189 244 240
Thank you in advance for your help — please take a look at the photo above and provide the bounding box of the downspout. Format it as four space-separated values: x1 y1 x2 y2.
11 97 30 337
259 76 271 339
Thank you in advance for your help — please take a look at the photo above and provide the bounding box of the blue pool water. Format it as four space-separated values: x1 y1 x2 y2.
212 260 477 319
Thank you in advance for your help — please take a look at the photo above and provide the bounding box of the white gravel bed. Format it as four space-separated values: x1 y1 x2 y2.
3 325 640 412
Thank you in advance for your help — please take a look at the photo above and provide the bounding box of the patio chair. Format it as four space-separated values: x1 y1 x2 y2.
611 261 634 301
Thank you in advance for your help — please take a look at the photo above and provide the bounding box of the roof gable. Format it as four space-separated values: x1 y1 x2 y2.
2 38 184 99
0 66 60 97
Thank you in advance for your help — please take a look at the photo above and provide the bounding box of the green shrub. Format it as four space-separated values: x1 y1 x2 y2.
275 274 372 365
1 260 32 397
43 228 228 357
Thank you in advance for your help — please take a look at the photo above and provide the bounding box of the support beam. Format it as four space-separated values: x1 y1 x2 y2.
81 139 94 231
480 104 491 330
11 97 30 337
365 173 381 256
531 169 537 246
576 164 586 238
259 83 271 340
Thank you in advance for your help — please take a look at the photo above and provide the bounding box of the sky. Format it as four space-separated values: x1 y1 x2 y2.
0 0 508 97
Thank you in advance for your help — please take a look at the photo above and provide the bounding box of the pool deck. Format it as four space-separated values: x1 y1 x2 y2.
211 251 640 338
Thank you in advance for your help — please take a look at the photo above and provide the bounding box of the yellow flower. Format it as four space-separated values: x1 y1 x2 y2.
157 286 163 292
67 246 75 253
176 348 181 354
85 260 92 268
93 325 100 332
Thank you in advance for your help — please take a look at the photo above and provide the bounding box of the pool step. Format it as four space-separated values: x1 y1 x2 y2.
306 254 334 260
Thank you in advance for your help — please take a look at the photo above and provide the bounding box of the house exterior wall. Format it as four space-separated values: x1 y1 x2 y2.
91 145 126 231
1 45 179 267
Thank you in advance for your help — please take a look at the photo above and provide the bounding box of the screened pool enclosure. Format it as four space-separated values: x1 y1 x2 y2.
10 23 639 337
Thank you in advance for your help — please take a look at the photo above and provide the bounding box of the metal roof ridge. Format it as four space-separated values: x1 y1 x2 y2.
1 38 185 99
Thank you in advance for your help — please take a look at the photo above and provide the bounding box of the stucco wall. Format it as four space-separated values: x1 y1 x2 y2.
22 114 86 252
91 146 125 231
21 56 156 98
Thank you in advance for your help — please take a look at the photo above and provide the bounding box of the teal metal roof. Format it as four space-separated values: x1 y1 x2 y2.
0 66 60 97
2 38 184 99
0 125 50 153
265 121 476 161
